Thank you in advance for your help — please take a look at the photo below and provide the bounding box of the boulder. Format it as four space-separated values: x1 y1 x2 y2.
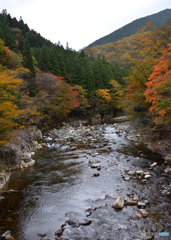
0 173 11 189
112 195 124 209
0 146 18 167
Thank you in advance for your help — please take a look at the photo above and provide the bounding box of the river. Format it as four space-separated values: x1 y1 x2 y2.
0 123 170 240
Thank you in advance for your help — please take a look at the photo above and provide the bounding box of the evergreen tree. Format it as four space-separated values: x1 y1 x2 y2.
38 45 51 72
58 53 67 77
85 58 96 92
93 59 104 89
22 38 35 75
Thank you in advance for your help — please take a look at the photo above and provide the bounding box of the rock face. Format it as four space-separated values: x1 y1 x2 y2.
112 196 124 209
0 126 43 189
0 147 18 167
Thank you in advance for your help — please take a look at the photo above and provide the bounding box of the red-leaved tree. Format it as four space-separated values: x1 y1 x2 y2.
35 69 79 120
144 43 171 124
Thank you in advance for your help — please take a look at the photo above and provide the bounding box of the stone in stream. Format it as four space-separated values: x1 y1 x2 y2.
137 209 148 218
137 202 146 207
127 170 136 176
151 162 157 167
144 174 152 179
124 177 131 181
126 200 137 205
39 233 46 237
55 229 63 236
91 163 101 168
94 173 100 177
136 170 144 175
133 196 139 201
1 230 15 240
165 167 171 174
112 196 124 209
55 237 68 240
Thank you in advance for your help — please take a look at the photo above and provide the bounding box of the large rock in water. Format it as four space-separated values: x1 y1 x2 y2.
112 196 124 209
0 146 18 166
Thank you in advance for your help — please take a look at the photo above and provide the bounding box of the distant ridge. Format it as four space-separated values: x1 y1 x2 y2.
86 9 171 49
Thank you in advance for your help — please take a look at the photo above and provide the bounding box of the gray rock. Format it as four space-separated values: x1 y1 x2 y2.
0 196 5 201
136 170 144 175
94 173 100 177
138 202 146 207
133 196 139 201
23 152 31 163
165 167 171 174
0 146 18 166
2 230 11 237
127 170 136 176
0 173 11 190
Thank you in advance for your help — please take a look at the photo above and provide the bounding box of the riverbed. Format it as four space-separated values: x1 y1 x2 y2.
0 123 170 240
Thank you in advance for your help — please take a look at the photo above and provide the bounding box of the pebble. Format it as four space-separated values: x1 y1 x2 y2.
136 170 144 174
39 233 46 237
94 173 100 177
126 200 137 205
138 202 146 207
91 163 101 168
137 209 148 217
124 177 131 181
133 196 139 201
151 162 157 167
144 175 152 179
0 196 5 201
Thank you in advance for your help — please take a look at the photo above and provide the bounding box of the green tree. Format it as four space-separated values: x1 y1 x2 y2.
22 39 35 75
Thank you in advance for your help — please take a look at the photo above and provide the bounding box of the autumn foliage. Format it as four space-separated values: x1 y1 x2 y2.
0 67 39 145
35 69 80 120
144 43 171 124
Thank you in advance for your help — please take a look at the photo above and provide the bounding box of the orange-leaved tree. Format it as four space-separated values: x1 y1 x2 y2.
109 79 124 111
122 22 164 117
95 89 111 118
144 43 171 125
0 67 39 145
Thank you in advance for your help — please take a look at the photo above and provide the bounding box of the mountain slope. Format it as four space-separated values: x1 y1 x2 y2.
86 9 171 49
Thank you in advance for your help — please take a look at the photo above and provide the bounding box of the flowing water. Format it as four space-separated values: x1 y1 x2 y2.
0 124 170 240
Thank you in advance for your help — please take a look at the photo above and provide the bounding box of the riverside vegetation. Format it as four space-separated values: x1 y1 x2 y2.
0 8 171 239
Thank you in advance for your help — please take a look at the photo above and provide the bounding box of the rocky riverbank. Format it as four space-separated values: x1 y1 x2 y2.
0 126 46 189
1 116 171 190
115 119 171 165
0 120 171 239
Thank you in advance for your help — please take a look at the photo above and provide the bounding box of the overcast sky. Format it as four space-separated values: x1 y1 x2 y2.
1 0 171 51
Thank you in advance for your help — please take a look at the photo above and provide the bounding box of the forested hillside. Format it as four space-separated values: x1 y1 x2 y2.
0 9 171 147
0 9 128 145
86 9 171 48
